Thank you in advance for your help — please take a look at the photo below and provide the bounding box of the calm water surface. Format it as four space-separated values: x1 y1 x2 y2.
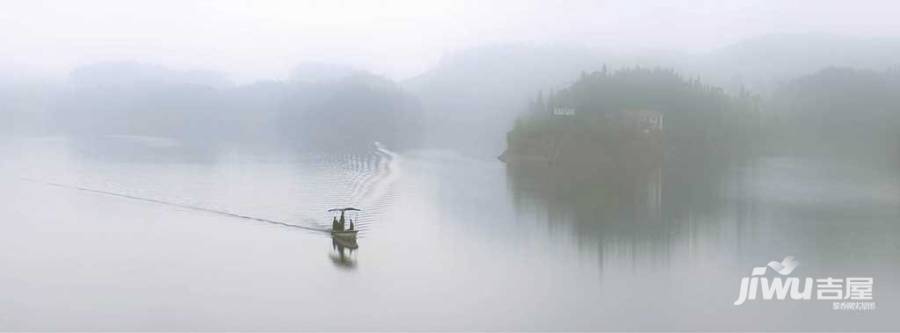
0 137 898 330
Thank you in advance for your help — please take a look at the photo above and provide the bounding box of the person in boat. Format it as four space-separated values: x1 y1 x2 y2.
332 216 343 232
348 219 355 231
338 212 346 231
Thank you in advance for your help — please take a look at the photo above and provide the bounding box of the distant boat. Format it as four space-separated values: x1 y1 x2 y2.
328 207 361 240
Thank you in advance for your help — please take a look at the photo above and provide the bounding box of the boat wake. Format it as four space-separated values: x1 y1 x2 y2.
16 142 401 237
19 178 332 234
339 142 400 234
359 142 399 206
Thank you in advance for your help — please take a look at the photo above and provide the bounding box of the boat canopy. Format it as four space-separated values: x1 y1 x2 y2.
328 207 361 212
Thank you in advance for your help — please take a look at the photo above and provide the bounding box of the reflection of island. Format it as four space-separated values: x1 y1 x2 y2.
330 235 359 269
505 148 749 265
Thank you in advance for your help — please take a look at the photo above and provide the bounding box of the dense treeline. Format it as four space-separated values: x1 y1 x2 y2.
505 67 760 170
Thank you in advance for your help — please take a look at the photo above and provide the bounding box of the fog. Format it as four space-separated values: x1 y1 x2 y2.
2 1 900 331
4 1 900 155
3 1 900 81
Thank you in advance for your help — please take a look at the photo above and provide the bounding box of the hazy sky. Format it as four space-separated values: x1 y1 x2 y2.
1 0 899 82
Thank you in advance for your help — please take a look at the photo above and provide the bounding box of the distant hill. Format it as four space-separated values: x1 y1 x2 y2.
12 34 900 156
689 34 900 94
404 44 606 156
52 63 424 149
401 35 900 156
766 67 900 159
280 73 424 150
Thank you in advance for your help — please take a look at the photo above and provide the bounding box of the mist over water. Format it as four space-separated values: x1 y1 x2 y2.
2 1 900 331
1 137 898 330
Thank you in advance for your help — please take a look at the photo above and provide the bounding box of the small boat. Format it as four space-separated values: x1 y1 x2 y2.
331 230 358 239
328 207 360 240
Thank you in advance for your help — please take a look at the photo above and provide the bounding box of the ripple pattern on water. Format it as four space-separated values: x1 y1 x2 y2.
11 139 401 238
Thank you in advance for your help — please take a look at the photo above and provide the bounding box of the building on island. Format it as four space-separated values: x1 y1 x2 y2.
620 109 663 133
552 107 576 116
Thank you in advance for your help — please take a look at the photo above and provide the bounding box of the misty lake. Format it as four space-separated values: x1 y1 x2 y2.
1 136 898 331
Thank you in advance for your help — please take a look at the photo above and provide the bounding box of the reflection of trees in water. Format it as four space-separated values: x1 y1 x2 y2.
558 149 900 268
507 148 754 263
